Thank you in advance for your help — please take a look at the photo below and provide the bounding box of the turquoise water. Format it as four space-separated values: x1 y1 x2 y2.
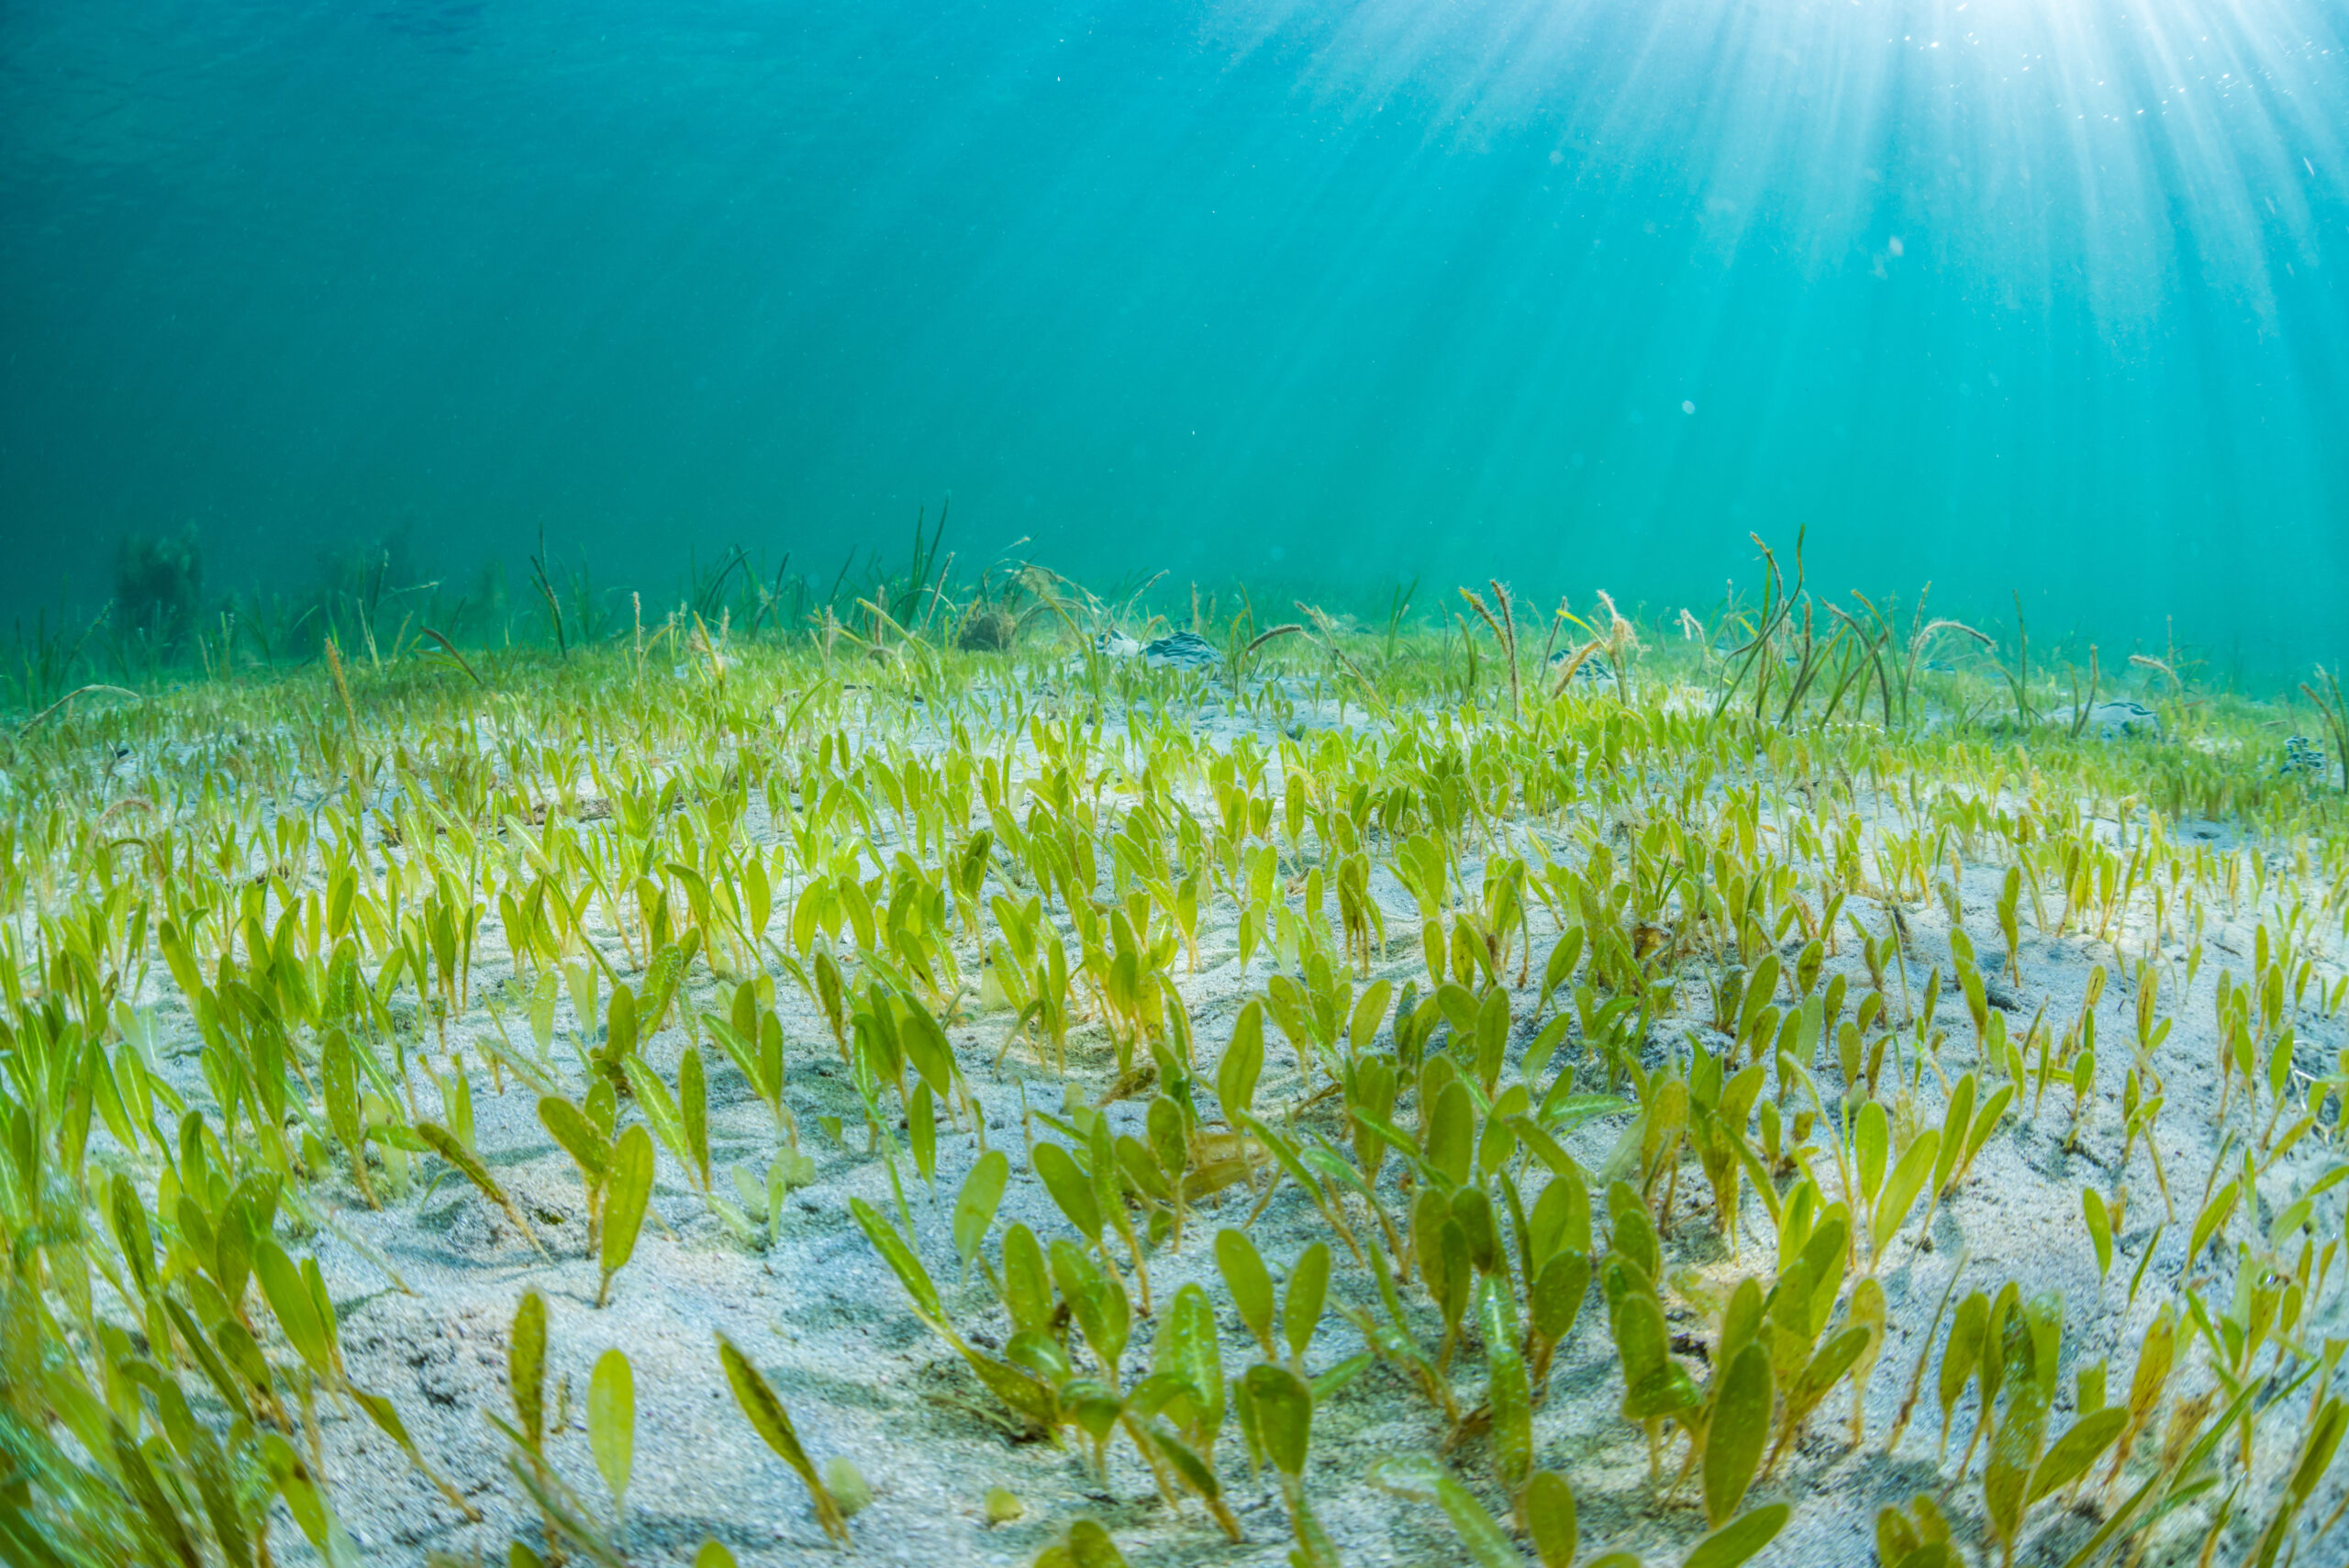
3 0 2344 680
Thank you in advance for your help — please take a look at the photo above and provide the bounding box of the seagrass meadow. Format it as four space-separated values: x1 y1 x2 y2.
9 562 2349 1568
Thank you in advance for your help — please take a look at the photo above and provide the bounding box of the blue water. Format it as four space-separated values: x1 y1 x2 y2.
3 0 2344 679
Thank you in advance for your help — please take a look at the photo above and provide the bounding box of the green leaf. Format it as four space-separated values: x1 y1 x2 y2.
824 1457 872 1518
1000 1223 1053 1335
598 1125 654 1306
1309 1352 1374 1402
1530 1249 1591 1353
107 1173 155 1299
1481 1275 1534 1500
732 1164 770 1223
1063 1518 1130 1568
1061 1377 1122 1444
1474 984 1512 1091
1539 928 1585 1013
1217 1229 1276 1355
1792 1326 1875 1414
1351 1107 1424 1165
1032 1141 1103 1244
1524 1471 1577 1568
1939 1291 1989 1439
606 984 638 1059
1681 1501 1789 1568
619 1055 688 1166
2288 1397 2348 1507
113 1420 203 1568
165 1297 251 1423
1368 1455 1523 1567
1609 1182 1662 1284
414 1118 484 1194
1217 1002 1264 1124
953 1149 1011 1266
320 1030 362 1152
1349 980 1394 1054
345 1386 420 1468
715 1332 851 1547
2027 1407 2128 1505
417 1120 541 1252
2081 1187 2113 1280
1704 1342 1773 1528
1051 1240 1130 1372
1869 1129 1941 1255
589 1348 634 1514
1522 1015 1575 1084
2188 1181 2238 1262
1285 1242 1331 1363
1155 1283 1226 1439
965 1348 1063 1436
702 1013 765 1102
909 1083 938 1188
850 1195 948 1329
679 1048 709 1192
253 1239 332 1375
509 1291 547 1452
897 999 957 1100
1984 1375 2051 1544
539 1095 608 1183
1855 1100 1889 1206
1607 1270 1687 1422
1934 1074 1976 1196
1425 1079 1475 1188
1539 1091 1631 1136
1241 1363 1313 1479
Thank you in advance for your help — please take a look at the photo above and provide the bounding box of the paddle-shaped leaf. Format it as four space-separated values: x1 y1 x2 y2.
540 1095 608 1184
1368 1455 1523 1567
418 1120 542 1252
1242 1363 1313 1479
679 1047 709 1191
1481 1275 1534 1500
1682 1501 1788 1568
1705 1341 1773 1527
1000 1222 1053 1335
1218 1229 1276 1356
1870 1129 1941 1256
1033 1141 1103 1245
1425 1080 1475 1187
1155 1283 1226 1442
1524 1471 1576 1567
953 1149 1010 1267
1217 1002 1264 1124
2081 1187 2113 1282
2027 1406 2127 1505
1285 1241 1331 1363
850 1195 947 1329
509 1290 547 1453
598 1125 654 1307
716 1333 851 1546
589 1348 635 1516
253 1239 332 1376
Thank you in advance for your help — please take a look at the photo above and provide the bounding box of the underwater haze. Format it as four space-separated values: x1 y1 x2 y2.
3 0 2346 676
